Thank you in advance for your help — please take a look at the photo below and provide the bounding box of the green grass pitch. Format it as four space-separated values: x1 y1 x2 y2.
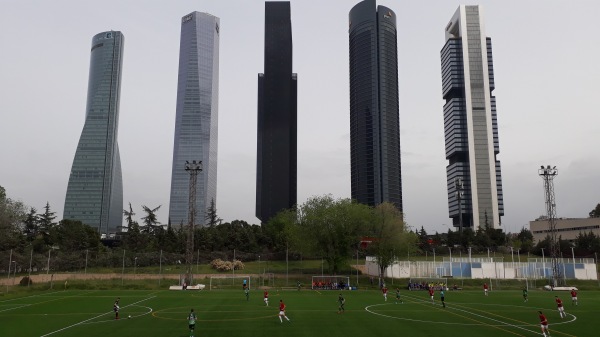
0 288 595 336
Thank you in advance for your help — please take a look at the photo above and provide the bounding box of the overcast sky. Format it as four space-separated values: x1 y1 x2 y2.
1 0 598 235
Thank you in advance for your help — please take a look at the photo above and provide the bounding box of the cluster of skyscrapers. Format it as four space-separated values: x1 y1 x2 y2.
63 0 504 234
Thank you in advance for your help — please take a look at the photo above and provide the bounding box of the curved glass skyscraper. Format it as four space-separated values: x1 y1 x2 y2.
64 31 124 234
348 0 403 212
168 12 220 227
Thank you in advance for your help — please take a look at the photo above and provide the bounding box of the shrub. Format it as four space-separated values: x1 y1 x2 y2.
19 276 32 286
210 259 245 271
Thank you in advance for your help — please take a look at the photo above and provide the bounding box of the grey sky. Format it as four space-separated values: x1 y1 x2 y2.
1 0 598 235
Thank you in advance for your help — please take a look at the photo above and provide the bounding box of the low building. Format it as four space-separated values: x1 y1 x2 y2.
529 217 600 243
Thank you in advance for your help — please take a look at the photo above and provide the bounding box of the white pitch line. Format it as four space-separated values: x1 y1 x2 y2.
40 295 156 337
402 293 540 334
0 303 31 313
0 290 64 303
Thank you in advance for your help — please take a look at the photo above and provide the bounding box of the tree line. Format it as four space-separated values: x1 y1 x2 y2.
2 185 599 275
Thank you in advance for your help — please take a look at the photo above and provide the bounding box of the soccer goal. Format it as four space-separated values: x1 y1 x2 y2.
209 275 252 290
311 276 350 290
493 277 531 291
408 277 448 291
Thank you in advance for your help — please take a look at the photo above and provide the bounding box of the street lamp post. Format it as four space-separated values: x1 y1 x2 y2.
541 248 546 278
510 247 514 264
12 261 17 285
449 247 452 277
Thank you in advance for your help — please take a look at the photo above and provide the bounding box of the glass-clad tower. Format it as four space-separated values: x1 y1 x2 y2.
64 31 124 234
168 12 220 227
348 0 403 212
441 5 504 230
256 1 297 223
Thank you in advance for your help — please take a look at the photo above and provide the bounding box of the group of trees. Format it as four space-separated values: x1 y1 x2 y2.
263 195 415 275
2 183 600 275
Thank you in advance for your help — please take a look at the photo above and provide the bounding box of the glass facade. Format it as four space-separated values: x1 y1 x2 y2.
64 31 124 234
348 0 403 212
169 12 220 227
441 6 504 230
256 2 297 223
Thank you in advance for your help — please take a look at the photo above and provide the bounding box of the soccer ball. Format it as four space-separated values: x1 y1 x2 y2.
128 315 131 319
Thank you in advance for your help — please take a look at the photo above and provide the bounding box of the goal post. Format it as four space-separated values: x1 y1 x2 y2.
311 276 350 290
209 275 252 290
408 277 448 291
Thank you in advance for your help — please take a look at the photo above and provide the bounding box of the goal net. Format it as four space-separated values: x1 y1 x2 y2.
311 276 350 290
493 277 531 291
209 275 252 290
408 277 448 291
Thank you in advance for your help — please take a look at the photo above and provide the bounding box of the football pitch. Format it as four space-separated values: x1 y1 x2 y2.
0 288 595 337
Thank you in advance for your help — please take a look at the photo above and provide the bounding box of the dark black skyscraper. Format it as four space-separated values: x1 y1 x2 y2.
256 2 297 223
348 0 403 211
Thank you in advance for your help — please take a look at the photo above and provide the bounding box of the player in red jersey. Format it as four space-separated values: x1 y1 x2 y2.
278 299 290 323
483 283 489 296
382 286 388 301
555 296 566 318
570 289 578 306
538 311 550 337
428 287 435 304
263 290 269 306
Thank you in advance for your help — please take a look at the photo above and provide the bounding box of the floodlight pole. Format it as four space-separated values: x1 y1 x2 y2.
538 165 561 287
185 160 202 285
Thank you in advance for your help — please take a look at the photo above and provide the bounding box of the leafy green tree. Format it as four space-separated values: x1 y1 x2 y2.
366 202 411 278
474 226 492 250
263 208 299 253
0 186 27 250
460 228 475 248
517 227 534 253
574 231 600 255
296 195 372 273
123 220 146 252
589 203 600 218
52 219 101 252
140 205 162 235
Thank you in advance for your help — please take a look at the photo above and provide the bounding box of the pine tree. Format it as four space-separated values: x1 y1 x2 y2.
37 202 56 245
205 198 222 227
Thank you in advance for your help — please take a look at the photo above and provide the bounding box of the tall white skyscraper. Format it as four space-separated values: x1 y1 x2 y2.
441 5 504 230
169 12 220 227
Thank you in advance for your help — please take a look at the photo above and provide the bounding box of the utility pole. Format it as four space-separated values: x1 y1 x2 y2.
538 165 561 287
185 160 202 285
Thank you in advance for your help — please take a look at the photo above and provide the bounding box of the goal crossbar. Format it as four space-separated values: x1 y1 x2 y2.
209 275 252 290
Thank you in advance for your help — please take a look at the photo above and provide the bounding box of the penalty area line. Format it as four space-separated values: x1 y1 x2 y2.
40 295 156 337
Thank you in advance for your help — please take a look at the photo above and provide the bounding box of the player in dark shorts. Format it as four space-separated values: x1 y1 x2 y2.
188 308 197 337
113 297 120 320
440 289 446 308
395 288 403 304
523 288 528 302
337 294 345 314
